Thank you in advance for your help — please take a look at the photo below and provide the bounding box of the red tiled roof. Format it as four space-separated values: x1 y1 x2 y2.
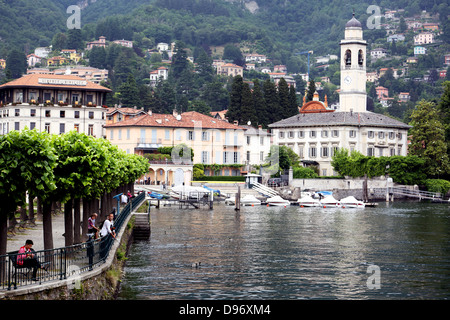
104 111 244 130
0 74 111 92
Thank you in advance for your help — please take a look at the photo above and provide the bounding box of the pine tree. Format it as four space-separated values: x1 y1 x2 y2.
240 82 257 126
89 46 106 69
306 79 316 102
6 49 27 79
118 74 140 107
67 29 83 51
263 79 280 124
288 84 299 117
252 79 268 127
227 75 244 123
278 78 291 119
171 41 189 80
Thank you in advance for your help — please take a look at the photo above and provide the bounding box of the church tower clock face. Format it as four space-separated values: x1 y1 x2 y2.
344 75 352 85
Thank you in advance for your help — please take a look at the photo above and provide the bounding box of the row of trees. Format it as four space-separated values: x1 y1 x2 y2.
227 75 298 128
0 130 149 257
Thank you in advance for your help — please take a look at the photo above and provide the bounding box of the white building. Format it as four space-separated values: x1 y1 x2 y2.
244 53 267 63
113 39 133 48
268 14 410 176
370 48 387 60
27 54 42 68
149 67 169 87
0 74 111 137
241 125 272 166
34 47 51 59
414 32 434 45
414 46 427 55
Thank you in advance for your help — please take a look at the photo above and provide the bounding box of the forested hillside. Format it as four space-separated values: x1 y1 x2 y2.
0 0 449 124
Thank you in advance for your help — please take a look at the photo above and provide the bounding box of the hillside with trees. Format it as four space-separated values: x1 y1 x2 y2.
0 0 449 126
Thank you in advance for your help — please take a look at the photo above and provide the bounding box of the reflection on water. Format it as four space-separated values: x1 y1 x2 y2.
118 201 450 300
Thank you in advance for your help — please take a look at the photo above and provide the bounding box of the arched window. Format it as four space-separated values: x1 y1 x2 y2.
358 49 364 66
345 49 351 66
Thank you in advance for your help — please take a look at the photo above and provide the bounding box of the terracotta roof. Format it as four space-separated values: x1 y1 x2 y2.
299 101 333 113
107 107 147 115
0 74 111 92
104 111 244 130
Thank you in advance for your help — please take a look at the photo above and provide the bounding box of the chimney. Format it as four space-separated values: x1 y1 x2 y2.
173 109 178 117
258 125 262 130
233 120 239 125
148 109 152 116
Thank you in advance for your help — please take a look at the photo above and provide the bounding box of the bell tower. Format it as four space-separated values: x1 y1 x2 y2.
339 13 367 113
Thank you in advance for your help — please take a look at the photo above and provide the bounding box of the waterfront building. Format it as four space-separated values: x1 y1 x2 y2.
0 74 111 137
106 107 147 125
268 14 411 176
241 124 272 166
105 109 247 184
104 109 246 165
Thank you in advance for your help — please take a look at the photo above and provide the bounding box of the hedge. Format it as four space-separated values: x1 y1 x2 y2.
193 176 246 182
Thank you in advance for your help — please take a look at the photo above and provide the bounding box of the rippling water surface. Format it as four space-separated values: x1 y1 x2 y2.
118 201 450 300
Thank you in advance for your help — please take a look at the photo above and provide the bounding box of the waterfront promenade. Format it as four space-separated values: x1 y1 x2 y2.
6 212 66 253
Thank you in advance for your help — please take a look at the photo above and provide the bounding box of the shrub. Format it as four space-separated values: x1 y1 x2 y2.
293 166 318 178
425 179 450 195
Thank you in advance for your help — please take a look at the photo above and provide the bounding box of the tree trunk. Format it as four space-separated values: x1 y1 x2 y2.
28 193 35 222
36 197 43 220
0 211 7 257
42 201 54 251
19 205 27 222
73 198 81 244
82 198 90 239
0 211 7 280
64 200 73 247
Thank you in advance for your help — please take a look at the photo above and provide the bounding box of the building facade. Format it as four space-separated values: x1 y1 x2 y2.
0 74 111 137
268 14 410 176
104 110 246 167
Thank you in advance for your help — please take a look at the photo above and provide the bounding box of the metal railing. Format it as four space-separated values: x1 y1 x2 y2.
0 191 145 291
389 187 443 201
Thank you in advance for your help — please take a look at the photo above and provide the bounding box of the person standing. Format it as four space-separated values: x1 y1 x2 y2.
87 213 99 239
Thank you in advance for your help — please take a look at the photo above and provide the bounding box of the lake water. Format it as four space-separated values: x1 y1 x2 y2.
118 201 450 300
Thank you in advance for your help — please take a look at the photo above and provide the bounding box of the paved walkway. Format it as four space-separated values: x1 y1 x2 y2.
7 213 69 253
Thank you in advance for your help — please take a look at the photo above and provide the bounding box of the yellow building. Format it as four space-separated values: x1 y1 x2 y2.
105 109 246 185
0 59 6 69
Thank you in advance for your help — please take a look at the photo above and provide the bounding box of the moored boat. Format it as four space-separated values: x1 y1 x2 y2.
266 196 290 207
340 196 365 208
297 195 321 207
320 195 341 208
241 195 261 206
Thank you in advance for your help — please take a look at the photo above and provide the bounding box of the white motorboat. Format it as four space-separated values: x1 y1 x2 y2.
224 196 235 205
340 196 365 208
169 185 209 199
240 195 261 206
320 195 341 208
266 196 290 207
297 195 321 207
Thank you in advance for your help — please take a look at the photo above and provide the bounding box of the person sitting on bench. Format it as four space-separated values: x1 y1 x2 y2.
17 239 48 281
